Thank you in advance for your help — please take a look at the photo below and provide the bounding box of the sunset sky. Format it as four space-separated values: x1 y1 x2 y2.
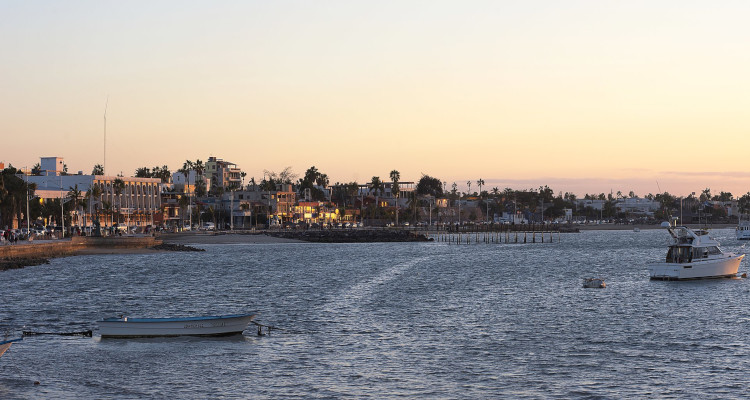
2 1 750 197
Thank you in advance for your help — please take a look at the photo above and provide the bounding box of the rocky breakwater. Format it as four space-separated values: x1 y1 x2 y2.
268 229 432 243
151 243 205 252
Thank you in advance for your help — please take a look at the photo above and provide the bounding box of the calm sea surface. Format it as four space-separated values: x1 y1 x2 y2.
2 229 750 399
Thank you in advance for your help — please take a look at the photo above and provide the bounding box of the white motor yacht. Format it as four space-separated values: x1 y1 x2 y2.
649 226 744 280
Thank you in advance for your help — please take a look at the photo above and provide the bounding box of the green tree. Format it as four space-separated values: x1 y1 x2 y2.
194 159 205 194
0 166 36 229
738 192 750 217
67 185 83 227
151 165 171 183
87 184 102 232
112 178 125 225
99 201 112 228
178 195 190 228
370 176 384 197
390 170 400 225
134 167 151 178
297 166 327 201
179 161 194 226
416 174 444 197
92 164 104 175
714 191 733 202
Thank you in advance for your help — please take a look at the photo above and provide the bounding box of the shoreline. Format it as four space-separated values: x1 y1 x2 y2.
575 223 736 231
1 225 740 270
159 232 305 245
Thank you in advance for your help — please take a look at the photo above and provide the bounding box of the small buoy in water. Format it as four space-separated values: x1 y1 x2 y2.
34 381 40 385
583 278 606 289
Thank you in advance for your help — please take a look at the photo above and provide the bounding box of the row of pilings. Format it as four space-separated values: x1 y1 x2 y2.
424 223 563 244
429 230 560 244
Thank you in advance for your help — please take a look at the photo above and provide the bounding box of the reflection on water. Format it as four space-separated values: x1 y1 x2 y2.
1 229 748 398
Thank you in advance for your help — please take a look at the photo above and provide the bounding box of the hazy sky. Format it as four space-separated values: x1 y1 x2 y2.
2 1 750 196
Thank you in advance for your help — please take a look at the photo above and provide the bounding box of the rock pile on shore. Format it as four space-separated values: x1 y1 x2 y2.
268 229 432 243
151 243 205 252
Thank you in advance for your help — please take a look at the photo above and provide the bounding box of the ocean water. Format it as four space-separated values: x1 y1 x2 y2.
1 229 749 399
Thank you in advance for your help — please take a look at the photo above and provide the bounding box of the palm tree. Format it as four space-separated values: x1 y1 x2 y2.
179 161 194 227
194 159 205 194
0 168 27 229
467 180 472 196
370 176 384 220
67 185 83 228
101 201 112 231
370 176 384 197
87 184 102 234
477 178 485 197
112 178 125 226
92 164 104 175
390 170 400 225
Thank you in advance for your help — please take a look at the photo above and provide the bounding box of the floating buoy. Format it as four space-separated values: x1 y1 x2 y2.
583 278 606 288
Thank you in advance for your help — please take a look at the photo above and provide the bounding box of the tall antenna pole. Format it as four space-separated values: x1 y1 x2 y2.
104 96 109 175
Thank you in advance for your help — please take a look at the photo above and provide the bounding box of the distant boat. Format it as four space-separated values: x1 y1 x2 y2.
98 314 256 338
0 337 22 358
648 226 744 280
737 220 750 240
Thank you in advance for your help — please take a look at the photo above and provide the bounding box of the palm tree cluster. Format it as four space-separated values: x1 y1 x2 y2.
0 166 36 229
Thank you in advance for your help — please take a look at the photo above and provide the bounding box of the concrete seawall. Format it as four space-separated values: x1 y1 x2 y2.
0 236 162 260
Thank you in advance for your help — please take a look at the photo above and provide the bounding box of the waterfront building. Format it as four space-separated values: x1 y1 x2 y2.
24 157 161 229
205 157 242 190
172 170 205 194
40 157 65 176
295 201 340 225
614 197 660 215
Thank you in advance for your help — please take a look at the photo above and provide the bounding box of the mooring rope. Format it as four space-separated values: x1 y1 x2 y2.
22 330 93 337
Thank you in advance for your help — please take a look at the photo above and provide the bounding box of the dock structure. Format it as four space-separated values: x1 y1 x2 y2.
425 223 565 244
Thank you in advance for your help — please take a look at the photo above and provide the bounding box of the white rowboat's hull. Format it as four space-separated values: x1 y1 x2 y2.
648 254 744 280
0 337 22 358
0 342 12 358
99 314 255 338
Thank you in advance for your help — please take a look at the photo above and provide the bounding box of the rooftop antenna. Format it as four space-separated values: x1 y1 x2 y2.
656 180 661 193
104 96 108 175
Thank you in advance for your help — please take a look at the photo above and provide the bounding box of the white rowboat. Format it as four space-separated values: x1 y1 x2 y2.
98 314 256 338
0 337 22 358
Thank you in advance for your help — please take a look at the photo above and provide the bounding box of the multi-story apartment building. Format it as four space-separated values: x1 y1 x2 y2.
205 157 242 190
